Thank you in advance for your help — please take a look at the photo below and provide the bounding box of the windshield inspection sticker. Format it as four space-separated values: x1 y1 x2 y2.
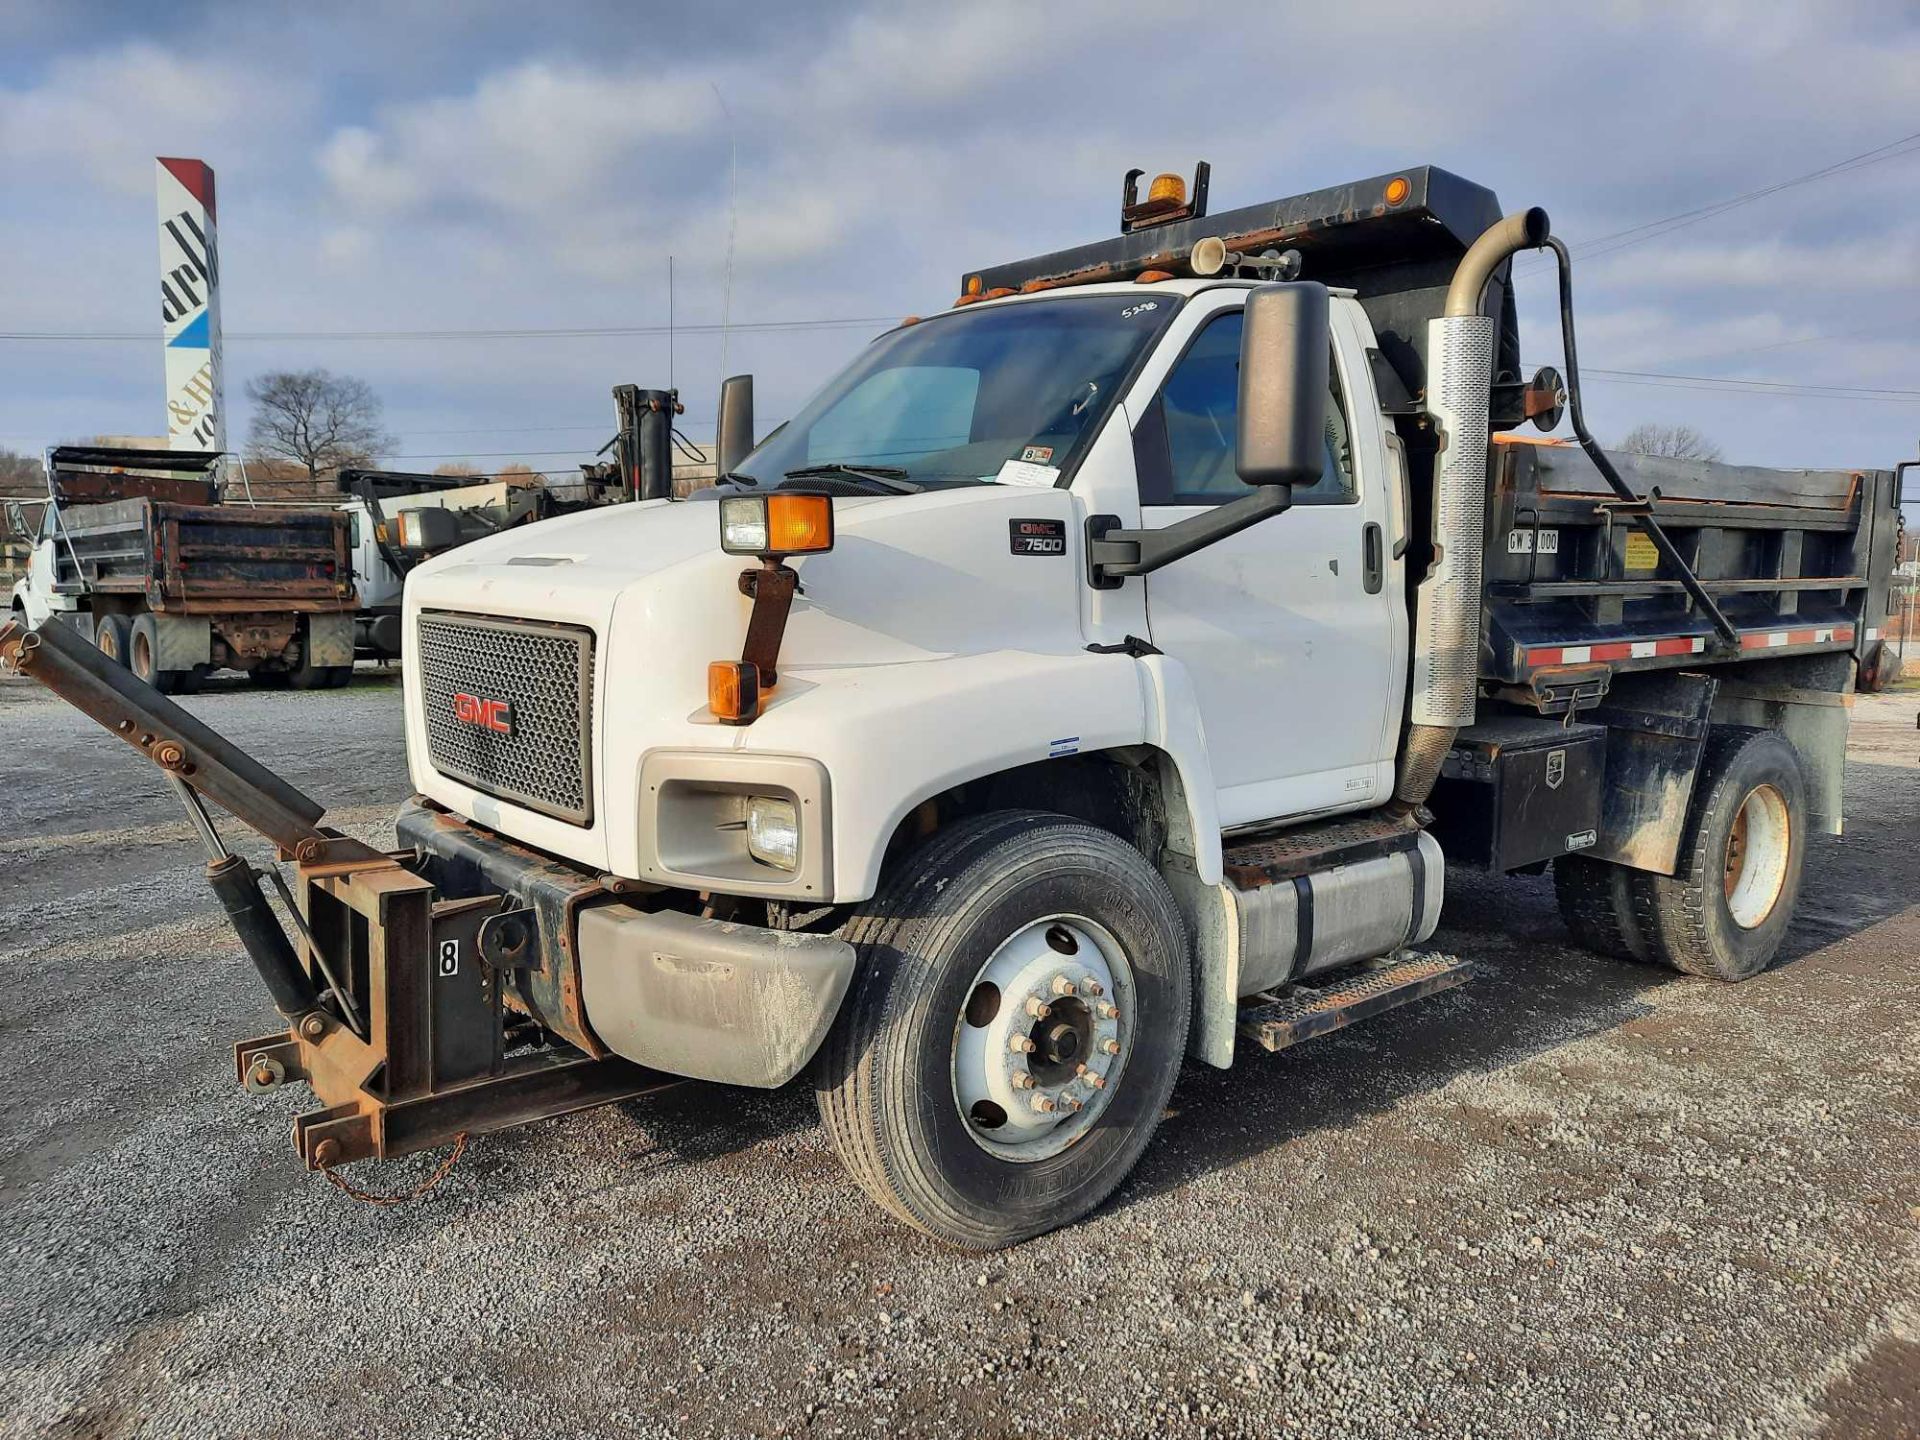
992 459 1061 489
1020 445 1054 464
1010 518 1067 556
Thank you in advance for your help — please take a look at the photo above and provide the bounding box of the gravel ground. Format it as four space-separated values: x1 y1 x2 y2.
0 671 1914 1440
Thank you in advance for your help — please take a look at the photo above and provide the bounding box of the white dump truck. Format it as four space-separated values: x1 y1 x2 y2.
3 165 1899 1248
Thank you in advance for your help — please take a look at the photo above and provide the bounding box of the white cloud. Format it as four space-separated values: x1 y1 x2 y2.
318 61 717 219
0 41 312 194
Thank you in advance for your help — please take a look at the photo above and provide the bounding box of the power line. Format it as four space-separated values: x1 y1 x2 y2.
1587 367 1920 397
1584 371 1920 404
1658 314 1920 369
0 315 898 344
1514 129 1920 277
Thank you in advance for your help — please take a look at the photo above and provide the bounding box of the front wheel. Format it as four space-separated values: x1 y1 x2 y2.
815 811 1192 1249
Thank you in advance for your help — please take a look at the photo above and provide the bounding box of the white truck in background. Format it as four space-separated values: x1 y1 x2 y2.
3 165 1899 1248
329 472 531 662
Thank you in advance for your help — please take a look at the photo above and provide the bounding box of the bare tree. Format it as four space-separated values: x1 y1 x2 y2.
1617 422 1723 462
0 447 42 494
245 369 396 481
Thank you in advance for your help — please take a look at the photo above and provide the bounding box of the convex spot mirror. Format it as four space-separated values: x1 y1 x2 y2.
1236 281 1330 492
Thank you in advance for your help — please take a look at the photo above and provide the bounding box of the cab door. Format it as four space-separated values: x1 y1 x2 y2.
1134 294 1405 828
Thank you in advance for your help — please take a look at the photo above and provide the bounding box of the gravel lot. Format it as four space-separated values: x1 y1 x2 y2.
0 671 1914 1440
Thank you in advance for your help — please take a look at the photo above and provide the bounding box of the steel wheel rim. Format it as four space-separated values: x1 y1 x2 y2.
951 914 1135 1162
98 626 119 661
1723 783 1790 929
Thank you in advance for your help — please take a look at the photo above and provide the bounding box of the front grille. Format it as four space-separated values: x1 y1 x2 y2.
417 611 596 825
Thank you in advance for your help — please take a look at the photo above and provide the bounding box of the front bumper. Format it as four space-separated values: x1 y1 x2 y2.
399 799 855 1088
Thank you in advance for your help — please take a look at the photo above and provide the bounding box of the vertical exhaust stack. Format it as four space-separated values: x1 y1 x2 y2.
1397 207 1550 807
156 157 225 453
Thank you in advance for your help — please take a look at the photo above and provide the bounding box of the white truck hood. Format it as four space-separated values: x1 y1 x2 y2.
401 483 1095 875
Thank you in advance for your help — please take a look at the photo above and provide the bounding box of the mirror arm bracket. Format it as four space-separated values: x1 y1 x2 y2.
1085 485 1292 589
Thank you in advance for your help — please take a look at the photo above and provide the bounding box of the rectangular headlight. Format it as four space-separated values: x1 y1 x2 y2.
745 795 800 870
719 496 770 554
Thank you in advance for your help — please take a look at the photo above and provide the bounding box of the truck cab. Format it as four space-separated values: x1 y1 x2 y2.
8 495 65 629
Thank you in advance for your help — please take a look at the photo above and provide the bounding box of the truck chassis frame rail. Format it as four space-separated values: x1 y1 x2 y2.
0 615 675 1173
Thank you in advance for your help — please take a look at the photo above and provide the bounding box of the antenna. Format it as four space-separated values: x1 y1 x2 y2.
667 253 675 393
711 83 738 385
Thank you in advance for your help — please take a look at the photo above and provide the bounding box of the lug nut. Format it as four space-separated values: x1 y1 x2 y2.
1097 1002 1120 1021
1100 1037 1121 1055
1009 1035 1036 1054
1059 1095 1084 1112
1081 1070 1107 1090
300 1014 327 1040
1050 974 1077 997
1081 978 1105 997
1030 1095 1057 1114
1024 997 1052 1020
1010 1071 1035 1090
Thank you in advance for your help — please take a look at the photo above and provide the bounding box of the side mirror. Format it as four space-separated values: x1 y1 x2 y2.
716 374 755 477
1236 282 1330 490
4 501 25 538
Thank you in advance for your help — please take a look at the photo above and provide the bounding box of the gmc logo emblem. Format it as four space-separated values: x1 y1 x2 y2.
452 693 514 734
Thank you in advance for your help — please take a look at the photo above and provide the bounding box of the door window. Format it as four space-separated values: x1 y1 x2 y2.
1138 308 1354 506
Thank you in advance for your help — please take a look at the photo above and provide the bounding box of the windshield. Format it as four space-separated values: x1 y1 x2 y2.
735 294 1180 488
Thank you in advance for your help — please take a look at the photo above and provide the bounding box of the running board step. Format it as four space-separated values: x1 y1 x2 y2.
1237 951 1470 1053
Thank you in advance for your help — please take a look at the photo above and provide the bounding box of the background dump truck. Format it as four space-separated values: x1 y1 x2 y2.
0 166 1900 1250
9 446 356 691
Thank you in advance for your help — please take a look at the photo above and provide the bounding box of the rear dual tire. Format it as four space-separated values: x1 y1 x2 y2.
1555 728 1806 982
94 613 132 668
815 811 1191 1249
128 613 199 695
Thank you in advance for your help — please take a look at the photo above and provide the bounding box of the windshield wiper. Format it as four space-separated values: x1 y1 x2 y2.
783 463 922 495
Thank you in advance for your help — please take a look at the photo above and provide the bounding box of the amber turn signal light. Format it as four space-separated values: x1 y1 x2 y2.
718 493 835 558
708 660 761 724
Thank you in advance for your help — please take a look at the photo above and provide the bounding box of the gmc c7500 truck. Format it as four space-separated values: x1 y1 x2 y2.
3 165 1899 1248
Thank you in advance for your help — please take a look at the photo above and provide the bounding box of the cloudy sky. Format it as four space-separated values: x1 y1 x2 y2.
2 0 1917 491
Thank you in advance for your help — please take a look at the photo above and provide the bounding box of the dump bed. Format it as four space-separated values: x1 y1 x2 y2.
55 498 355 614
1480 437 1901 689
38 445 356 615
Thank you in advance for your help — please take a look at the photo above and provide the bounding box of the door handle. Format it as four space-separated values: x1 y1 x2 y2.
1362 521 1384 594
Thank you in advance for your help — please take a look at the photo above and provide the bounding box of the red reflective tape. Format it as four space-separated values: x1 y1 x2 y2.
1527 647 1562 667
